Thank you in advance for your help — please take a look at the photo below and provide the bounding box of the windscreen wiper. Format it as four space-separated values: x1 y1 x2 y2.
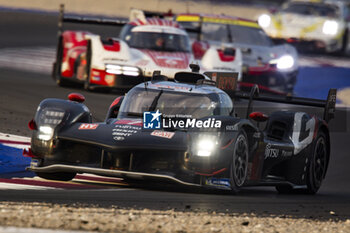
148 90 163 112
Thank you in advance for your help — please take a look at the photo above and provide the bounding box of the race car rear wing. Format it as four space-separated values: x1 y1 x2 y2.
58 4 128 35
129 8 174 22
204 71 337 122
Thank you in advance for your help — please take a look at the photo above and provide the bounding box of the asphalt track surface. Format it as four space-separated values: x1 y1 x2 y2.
0 11 350 221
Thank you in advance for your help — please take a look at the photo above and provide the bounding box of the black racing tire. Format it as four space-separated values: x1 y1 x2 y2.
229 130 249 194
84 40 93 91
303 131 328 194
276 131 329 195
35 172 76 181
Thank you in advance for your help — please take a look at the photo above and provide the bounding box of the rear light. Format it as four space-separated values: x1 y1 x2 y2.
217 49 235 62
28 119 37 130
103 39 121 52
68 93 85 103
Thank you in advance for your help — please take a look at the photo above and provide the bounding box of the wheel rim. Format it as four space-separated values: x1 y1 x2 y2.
313 137 327 187
232 134 248 187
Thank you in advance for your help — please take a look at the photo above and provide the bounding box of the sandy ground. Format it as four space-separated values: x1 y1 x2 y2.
0 0 267 20
338 88 350 106
0 202 349 233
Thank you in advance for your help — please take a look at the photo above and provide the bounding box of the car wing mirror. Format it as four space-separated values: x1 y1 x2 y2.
249 112 269 122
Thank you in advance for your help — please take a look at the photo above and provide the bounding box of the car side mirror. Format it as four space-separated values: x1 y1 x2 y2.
249 112 269 122
106 96 124 121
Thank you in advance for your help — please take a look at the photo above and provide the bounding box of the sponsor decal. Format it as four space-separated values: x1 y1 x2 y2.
143 110 162 129
112 125 139 141
30 159 40 168
150 130 175 139
149 83 191 91
79 123 99 130
264 143 279 159
253 132 261 138
105 75 115 85
292 113 315 154
143 110 222 130
206 178 231 189
281 150 293 157
115 119 142 126
226 124 238 131
163 118 221 129
92 76 100 81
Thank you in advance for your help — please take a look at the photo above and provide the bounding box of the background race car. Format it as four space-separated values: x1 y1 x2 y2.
258 0 350 54
52 6 242 91
26 68 336 194
176 13 299 94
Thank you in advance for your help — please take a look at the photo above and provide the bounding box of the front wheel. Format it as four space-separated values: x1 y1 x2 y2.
36 172 76 181
229 130 249 194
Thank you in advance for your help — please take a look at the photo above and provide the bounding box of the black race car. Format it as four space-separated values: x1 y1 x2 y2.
24 69 336 194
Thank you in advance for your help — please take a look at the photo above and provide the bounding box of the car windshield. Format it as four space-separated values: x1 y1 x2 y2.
282 2 339 18
178 21 272 46
120 25 191 52
118 87 230 119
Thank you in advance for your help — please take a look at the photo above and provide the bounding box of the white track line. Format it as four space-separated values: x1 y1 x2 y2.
0 46 55 74
0 182 58 190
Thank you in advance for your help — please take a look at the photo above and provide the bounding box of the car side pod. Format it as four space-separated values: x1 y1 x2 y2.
68 93 85 103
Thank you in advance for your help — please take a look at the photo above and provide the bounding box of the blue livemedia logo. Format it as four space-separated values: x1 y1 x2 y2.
143 110 162 129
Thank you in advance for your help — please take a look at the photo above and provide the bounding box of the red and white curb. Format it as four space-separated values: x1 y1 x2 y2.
0 133 127 190
0 174 128 190
0 132 30 149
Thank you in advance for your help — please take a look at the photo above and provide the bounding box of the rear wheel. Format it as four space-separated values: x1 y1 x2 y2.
35 172 76 181
305 131 328 194
229 130 249 194
276 131 328 194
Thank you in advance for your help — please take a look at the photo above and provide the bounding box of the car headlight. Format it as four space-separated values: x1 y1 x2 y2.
322 20 338 36
195 137 218 157
38 126 54 141
37 109 65 141
258 14 271 28
276 55 294 70
106 64 140 76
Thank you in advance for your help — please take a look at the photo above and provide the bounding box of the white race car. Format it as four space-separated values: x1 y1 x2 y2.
258 0 350 53
52 6 242 91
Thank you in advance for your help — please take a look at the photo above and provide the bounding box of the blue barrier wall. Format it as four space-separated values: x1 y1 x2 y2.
295 67 350 100
0 144 34 178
